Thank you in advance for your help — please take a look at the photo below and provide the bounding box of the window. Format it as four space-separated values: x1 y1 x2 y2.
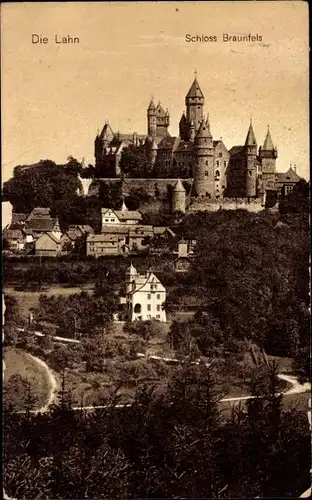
216 161 219 167
110 219 115 222
154 284 157 289
224 161 226 167
147 293 151 299
205 160 209 166
157 294 160 299
249 171 252 176
219 152 222 158
157 305 161 311
105 219 109 222
134 304 141 313
147 304 151 311
156 314 160 319
205 171 208 177
215 170 220 177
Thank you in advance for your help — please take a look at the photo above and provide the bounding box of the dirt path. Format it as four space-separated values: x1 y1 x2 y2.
26 353 58 413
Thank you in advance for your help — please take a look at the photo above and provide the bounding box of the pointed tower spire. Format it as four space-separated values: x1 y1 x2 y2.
245 119 257 146
121 197 128 212
263 124 274 150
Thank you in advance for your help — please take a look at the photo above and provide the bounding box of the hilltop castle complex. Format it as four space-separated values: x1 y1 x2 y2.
94 74 300 204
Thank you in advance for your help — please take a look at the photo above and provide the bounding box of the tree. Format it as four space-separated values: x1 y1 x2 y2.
119 145 154 178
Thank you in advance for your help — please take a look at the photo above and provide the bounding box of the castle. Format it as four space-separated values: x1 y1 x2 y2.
94 74 300 204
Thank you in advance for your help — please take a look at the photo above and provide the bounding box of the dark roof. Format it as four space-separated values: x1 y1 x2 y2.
229 145 244 156
26 207 51 221
245 122 257 147
186 78 204 99
27 218 58 232
3 228 24 240
158 136 181 151
175 141 193 152
276 168 301 184
11 213 27 223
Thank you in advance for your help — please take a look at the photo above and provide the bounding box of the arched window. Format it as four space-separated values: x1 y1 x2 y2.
216 161 219 167
205 171 209 177
215 170 220 177
205 160 209 165
134 304 141 313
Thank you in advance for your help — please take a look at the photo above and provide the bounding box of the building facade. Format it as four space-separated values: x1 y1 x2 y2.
125 264 166 322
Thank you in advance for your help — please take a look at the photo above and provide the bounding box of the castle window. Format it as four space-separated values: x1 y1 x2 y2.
224 161 226 167
215 170 220 177
219 152 222 158
205 160 209 166
205 171 209 177
216 161 219 167
249 171 252 176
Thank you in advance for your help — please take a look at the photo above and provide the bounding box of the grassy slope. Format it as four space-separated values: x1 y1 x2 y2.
3 347 51 410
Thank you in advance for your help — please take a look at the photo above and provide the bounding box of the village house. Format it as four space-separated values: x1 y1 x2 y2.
35 232 62 257
101 200 142 229
125 264 166 322
25 207 62 241
172 239 195 272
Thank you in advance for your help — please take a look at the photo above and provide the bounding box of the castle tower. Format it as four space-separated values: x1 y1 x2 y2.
185 75 204 138
193 116 215 198
125 263 137 294
155 102 170 137
147 99 157 137
259 125 278 172
94 122 115 172
244 119 258 198
172 178 186 213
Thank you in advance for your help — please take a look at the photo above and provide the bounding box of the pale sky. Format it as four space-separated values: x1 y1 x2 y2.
1 1 309 188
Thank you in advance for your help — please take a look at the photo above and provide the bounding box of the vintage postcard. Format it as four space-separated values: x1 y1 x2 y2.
2 1 310 499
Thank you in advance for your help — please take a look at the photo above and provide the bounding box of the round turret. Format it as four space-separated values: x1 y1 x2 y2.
172 179 186 213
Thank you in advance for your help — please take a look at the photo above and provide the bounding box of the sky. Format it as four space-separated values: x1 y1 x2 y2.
1 0 309 191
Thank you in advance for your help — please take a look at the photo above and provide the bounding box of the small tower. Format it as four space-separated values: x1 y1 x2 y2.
172 178 186 213
244 119 258 198
259 126 278 173
185 73 204 137
121 198 128 212
147 99 157 137
156 102 169 137
193 116 214 198
125 263 137 294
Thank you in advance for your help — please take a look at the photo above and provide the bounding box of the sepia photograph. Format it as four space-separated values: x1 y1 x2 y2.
1 1 310 498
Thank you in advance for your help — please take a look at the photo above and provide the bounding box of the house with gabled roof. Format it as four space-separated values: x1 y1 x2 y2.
35 232 61 257
125 264 166 322
101 200 142 230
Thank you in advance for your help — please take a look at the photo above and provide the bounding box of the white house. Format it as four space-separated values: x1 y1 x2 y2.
101 201 142 230
125 264 166 322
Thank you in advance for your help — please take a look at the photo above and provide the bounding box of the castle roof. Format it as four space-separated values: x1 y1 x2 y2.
179 112 187 124
263 126 274 150
229 145 244 156
156 102 166 115
275 168 301 185
148 99 156 110
186 78 204 99
196 119 212 139
99 123 114 142
245 120 257 147
173 178 186 192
